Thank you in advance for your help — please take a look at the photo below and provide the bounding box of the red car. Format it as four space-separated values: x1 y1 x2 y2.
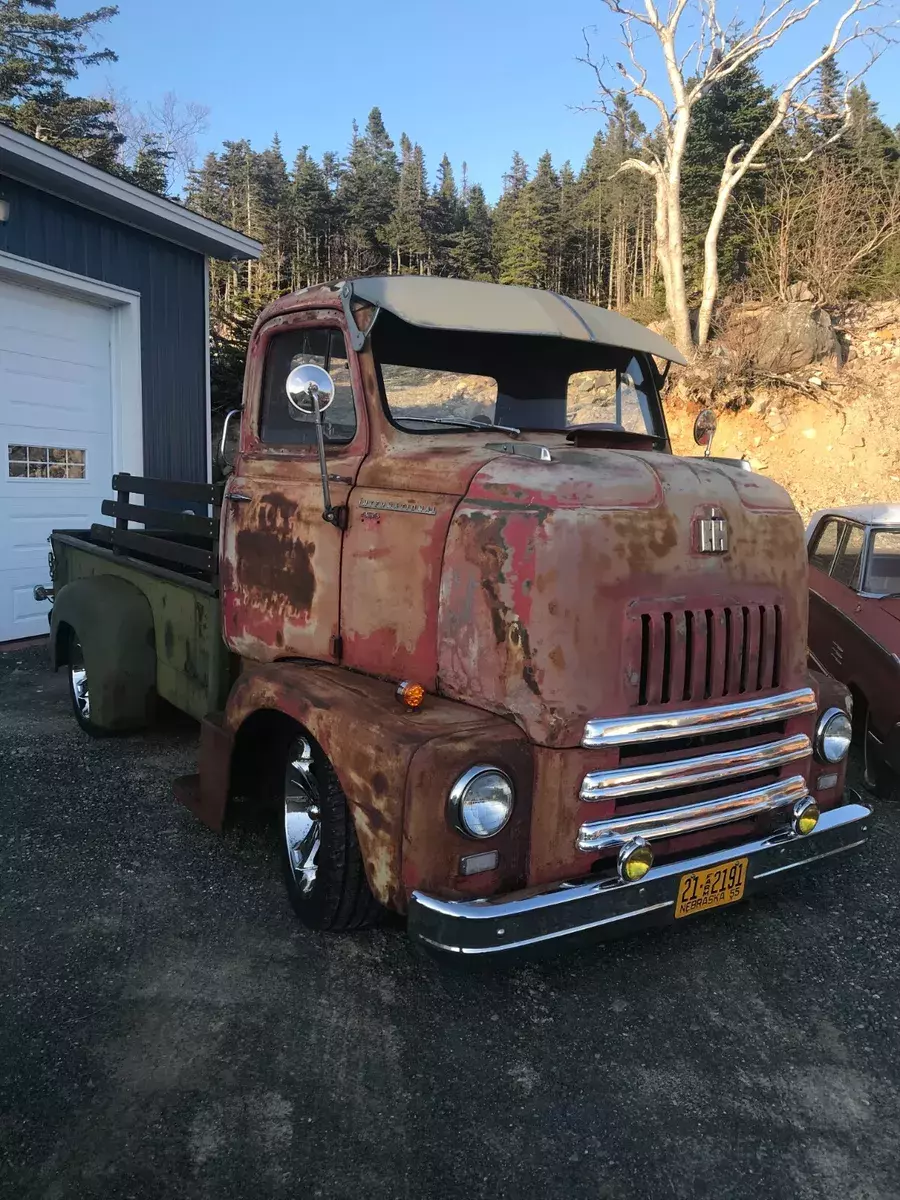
807 505 900 795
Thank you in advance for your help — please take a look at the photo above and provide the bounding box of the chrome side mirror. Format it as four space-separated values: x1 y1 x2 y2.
217 407 242 473
693 407 717 458
285 363 345 529
286 363 335 418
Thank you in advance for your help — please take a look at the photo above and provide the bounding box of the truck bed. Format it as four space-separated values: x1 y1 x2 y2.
50 474 233 721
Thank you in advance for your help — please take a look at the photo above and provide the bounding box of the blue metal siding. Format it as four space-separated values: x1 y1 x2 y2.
0 176 208 482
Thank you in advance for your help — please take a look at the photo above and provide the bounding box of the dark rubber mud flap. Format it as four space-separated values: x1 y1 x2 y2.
173 713 234 831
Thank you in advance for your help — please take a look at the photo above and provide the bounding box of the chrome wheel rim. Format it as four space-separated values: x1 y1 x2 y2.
284 737 321 895
70 641 90 722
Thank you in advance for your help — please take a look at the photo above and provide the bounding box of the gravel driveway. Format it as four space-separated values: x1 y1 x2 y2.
1 643 898 1200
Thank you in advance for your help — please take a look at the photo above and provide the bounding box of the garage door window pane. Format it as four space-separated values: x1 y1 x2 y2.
7 445 86 479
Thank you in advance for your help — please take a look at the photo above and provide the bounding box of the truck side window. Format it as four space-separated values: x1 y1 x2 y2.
567 356 654 435
259 327 357 446
831 524 865 590
809 519 839 573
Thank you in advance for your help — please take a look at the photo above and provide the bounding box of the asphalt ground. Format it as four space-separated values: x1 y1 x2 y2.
1 642 898 1200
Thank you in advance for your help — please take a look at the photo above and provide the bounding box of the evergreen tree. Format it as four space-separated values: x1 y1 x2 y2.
451 183 493 279
338 107 398 273
848 84 899 168
129 135 170 194
388 134 427 273
291 146 332 286
0 0 123 166
492 151 529 277
499 184 544 286
681 58 773 293
529 150 561 288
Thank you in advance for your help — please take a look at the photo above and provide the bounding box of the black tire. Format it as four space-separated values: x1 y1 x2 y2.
278 726 381 932
864 710 896 799
66 631 108 738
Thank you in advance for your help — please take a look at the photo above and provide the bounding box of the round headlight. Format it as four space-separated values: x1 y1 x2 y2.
449 766 514 839
816 707 852 763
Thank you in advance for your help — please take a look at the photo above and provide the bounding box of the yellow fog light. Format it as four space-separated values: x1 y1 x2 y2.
793 797 820 836
618 838 654 882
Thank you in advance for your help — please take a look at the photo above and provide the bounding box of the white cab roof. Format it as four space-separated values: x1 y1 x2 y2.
806 504 900 541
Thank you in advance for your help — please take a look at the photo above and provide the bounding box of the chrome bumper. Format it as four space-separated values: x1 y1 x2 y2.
408 800 872 956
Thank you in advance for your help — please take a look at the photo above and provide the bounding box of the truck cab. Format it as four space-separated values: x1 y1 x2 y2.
46 277 871 954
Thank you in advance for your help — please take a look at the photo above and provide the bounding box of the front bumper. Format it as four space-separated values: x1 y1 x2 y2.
408 799 872 956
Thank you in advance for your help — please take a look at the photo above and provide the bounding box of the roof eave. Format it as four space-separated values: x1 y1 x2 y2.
0 124 261 261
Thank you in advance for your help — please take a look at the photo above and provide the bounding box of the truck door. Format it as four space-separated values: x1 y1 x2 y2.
221 319 367 662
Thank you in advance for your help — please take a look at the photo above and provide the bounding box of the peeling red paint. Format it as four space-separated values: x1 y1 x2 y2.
200 283 842 918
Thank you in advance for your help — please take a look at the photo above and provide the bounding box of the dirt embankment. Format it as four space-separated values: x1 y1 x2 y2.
666 304 900 522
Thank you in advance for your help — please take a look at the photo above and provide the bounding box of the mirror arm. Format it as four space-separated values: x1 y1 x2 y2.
311 392 347 531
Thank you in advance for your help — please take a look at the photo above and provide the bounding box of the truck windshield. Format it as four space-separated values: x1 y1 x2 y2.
371 312 664 441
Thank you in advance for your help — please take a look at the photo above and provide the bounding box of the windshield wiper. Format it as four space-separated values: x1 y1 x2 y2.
400 415 521 436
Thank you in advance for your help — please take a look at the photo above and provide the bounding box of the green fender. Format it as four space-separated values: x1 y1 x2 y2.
51 575 157 731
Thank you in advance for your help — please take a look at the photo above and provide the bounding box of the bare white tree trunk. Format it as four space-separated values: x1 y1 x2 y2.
583 0 887 359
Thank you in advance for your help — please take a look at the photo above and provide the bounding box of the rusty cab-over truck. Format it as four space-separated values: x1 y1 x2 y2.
43 277 871 955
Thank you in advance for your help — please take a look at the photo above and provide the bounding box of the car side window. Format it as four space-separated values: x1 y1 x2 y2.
259 327 357 447
809 519 840 573
864 529 900 594
831 524 865 590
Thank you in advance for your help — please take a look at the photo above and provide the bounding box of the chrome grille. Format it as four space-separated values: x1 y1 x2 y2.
577 689 816 858
631 603 783 708
580 733 810 802
577 776 807 852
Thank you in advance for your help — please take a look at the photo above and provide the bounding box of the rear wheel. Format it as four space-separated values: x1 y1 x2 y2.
280 729 381 932
67 634 106 737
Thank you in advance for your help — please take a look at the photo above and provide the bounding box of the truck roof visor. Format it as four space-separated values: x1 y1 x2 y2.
347 275 687 365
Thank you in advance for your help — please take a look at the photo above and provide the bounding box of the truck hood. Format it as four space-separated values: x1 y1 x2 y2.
436 448 807 748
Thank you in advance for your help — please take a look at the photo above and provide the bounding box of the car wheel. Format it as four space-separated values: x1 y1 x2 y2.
864 710 895 799
67 633 107 737
280 730 381 931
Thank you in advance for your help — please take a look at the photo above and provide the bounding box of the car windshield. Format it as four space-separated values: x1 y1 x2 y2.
371 312 665 442
864 529 900 594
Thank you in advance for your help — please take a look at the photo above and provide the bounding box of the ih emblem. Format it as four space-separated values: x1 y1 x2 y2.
694 507 729 554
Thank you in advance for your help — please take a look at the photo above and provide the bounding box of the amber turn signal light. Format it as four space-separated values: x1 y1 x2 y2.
396 680 425 709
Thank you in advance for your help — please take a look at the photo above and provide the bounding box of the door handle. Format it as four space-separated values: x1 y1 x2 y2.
228 492 251 503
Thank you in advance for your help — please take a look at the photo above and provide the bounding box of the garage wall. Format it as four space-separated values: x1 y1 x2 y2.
0 176 208 483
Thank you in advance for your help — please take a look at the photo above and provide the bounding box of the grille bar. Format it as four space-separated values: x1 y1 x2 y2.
631 602 783 707
582 687 816 748
580 734 811 802
577 775 808 853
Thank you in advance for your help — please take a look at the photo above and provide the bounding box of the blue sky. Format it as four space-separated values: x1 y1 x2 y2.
68 0 900 199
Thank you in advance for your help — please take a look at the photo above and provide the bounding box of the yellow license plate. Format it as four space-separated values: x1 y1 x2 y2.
675 857 748 919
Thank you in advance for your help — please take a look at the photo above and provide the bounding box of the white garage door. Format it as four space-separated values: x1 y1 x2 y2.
0 279 115 642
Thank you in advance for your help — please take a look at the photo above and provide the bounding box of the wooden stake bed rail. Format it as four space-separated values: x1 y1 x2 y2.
89 473 225 583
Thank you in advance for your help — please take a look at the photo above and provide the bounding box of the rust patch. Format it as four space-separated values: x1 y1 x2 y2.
234 492 316 615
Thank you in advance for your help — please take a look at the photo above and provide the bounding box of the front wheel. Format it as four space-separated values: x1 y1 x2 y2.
280 731 381 932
